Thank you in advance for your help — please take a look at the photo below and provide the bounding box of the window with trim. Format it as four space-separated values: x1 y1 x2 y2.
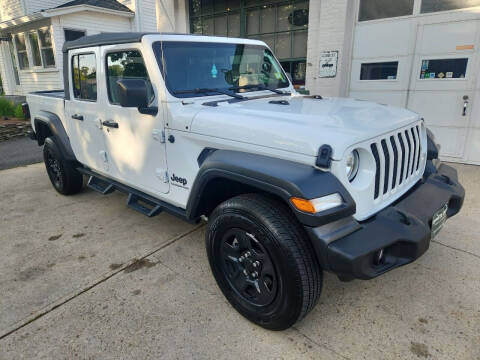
38 28 55 67
72 53 97 100
64 29 86 42
14 34 29 70
359 0 414 21
106 50 154 105
419 58 468 79
8 37 20 85
189 0 309 86
28 31 42 67
360 61 399 80
421 0 480 13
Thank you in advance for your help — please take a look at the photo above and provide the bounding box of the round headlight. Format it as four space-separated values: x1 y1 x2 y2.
345 150 359 182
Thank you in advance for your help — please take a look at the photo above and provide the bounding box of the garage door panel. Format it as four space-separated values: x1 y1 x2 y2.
408 91 472 127
354 20 413 58
420 21 477 55
427 126 468 158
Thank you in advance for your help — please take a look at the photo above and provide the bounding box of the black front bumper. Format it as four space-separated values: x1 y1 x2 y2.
305 163 465 280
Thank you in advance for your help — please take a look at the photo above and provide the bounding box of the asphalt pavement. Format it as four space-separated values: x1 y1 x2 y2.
0 137 43 170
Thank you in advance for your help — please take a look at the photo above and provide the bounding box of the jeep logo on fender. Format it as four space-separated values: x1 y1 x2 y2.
170 173 187 187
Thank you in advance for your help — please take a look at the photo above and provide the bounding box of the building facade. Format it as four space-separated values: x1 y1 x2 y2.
0 0 479 164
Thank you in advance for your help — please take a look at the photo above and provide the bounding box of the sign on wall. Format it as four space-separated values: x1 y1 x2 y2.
319 51 338 78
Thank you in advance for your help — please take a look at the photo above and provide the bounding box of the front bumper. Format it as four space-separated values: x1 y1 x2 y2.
305 163 465 280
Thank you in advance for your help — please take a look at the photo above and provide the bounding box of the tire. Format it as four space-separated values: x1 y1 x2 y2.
43 137 83 195
206 193 322 330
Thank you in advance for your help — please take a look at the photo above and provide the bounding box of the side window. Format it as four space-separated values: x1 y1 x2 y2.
106 50 154 105
360 61 399 80
420 58 468 79
72 53 97 101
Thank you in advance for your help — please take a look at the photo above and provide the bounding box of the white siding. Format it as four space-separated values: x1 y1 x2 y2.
50 11 133 89
25 0 67 15
0 0 25 21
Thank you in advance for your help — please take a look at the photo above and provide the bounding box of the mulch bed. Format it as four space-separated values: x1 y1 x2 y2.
0 117 32 142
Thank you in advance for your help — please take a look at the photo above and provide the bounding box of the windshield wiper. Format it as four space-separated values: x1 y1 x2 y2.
173 88 245 100
229 84 289 95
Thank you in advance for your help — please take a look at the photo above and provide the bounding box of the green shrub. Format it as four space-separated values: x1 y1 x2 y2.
0 97 14 117
14 104 25 119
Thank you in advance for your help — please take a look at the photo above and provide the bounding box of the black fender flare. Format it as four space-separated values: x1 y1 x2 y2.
33 111 77 161
186 150 356 227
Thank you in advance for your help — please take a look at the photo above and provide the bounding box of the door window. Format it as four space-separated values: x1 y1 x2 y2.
72 53 97 101
419 58 468 79
421 0 480 13
106 50 154 105
360 61 399 80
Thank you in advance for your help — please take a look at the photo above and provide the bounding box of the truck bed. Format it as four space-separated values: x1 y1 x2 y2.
27 90 66 133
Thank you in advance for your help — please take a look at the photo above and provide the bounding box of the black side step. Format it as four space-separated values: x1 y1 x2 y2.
87 175 115 194
77 167 196 223
127 194 163 217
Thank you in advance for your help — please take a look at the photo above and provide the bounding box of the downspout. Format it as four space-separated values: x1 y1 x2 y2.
134 0 141 31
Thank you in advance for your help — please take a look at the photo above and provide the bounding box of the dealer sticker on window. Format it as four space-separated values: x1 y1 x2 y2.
431 203 448 238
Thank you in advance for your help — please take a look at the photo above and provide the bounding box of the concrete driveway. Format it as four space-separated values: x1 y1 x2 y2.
0 163 479 359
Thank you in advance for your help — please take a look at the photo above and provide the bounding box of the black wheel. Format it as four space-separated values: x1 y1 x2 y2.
43 137 83 195
206 194 322 330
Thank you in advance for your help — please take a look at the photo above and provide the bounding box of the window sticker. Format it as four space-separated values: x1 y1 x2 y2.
446 72 453 78
429 72 435 78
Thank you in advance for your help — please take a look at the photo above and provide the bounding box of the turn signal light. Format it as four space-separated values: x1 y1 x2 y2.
290 193 343 214
290 197 316 213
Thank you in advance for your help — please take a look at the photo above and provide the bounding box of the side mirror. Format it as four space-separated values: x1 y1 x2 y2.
117 79 148 108
116 79 157 115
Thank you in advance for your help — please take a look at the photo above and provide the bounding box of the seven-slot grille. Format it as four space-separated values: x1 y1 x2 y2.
370 123 423 200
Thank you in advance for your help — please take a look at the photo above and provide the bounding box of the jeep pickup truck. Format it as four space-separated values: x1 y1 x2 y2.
26 32 465 330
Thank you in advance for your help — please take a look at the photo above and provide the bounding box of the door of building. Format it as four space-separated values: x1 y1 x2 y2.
407 19 479 162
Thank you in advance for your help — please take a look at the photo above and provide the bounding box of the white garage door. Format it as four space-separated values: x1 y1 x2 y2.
407 20 478 161
350 3 480 164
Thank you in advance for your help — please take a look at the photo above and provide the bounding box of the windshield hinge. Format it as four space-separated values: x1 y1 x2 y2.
152 129 166 143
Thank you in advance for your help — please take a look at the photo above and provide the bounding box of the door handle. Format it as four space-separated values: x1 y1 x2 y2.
72 114 84 121
462 95 469 117
102 120 119 128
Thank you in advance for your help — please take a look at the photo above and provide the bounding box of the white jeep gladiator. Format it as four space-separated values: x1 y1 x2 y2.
25 32 465 330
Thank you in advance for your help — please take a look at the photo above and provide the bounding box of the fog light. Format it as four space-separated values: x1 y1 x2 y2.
373 249 385 265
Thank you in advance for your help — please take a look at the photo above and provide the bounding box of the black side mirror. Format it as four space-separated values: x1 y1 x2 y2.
116 79 157 115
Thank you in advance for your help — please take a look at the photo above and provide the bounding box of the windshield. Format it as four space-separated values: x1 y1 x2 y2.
153 41 290 98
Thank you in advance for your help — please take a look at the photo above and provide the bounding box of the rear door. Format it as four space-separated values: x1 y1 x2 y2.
65 47 109 173
98 44 169 195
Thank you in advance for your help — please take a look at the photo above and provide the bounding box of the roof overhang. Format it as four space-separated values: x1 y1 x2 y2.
0 4 134 30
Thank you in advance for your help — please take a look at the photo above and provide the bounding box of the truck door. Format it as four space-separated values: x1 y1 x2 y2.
99 45 169 195
65 47 110 174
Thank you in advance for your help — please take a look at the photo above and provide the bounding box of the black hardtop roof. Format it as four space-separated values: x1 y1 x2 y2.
62 32 191 52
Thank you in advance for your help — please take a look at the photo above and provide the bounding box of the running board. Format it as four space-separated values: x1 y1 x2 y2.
77 167 195 223
87 175 115 194
127 193 163 217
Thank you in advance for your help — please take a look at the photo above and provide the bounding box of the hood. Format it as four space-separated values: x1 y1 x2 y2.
189 95 420 160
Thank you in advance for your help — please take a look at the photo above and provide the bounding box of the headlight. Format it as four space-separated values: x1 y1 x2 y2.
345 150 359 182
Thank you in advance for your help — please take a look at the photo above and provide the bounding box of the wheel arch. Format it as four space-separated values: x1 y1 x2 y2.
186 149 356 227
33 111 77 161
